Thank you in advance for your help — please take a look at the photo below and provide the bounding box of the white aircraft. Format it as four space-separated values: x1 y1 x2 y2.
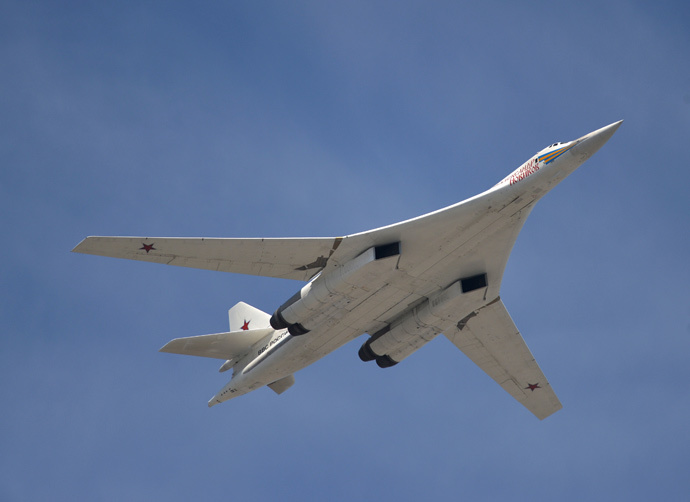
73 121 622 419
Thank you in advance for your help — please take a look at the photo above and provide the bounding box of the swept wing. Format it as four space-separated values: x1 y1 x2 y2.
72 236 343 281
444 298 562 420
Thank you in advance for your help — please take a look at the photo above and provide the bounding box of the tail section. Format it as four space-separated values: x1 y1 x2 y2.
161 301 299 403
160 302 273 369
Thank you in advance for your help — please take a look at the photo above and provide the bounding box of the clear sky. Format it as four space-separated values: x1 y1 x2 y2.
2 1 689 500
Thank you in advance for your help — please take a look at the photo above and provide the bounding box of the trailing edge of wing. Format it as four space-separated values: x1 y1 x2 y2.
443 298 562 420
72 236 343 281
160 327 273 360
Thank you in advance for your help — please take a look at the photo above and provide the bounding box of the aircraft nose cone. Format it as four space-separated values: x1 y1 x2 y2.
569 120 623 162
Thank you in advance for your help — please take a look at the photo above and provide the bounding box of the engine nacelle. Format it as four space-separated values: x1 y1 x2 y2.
270 243 401 335
359 276 489 366
361 310 439 367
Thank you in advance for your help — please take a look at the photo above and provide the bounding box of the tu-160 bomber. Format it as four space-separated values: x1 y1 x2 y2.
73 121 622 420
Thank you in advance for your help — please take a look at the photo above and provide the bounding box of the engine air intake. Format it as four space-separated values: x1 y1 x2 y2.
374 242 401 260
461 273 488 293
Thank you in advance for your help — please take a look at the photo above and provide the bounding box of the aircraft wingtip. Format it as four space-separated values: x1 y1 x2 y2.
71 238 86 253
71 236 98 254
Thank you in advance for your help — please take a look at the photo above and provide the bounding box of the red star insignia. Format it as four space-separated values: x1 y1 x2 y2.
140 243 156 253
241 320 250 331
525 383 541 392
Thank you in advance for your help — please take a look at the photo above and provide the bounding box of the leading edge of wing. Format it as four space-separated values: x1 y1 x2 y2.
72 236 343 281
443 298 562 420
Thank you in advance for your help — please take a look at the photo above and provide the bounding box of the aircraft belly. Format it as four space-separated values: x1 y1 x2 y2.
396 195 526 285
400 215 498 274
405 209 531 298
258 325 362 380
303 285 378 328
295 285 425 356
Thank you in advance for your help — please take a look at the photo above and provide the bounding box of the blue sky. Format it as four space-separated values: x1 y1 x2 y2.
2 1 689 500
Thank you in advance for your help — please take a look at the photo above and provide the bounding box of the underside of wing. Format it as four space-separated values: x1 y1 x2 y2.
72 236 343 281
443 298 562 420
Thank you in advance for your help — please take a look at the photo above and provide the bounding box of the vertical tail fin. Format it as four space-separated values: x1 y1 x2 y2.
228 301 271 331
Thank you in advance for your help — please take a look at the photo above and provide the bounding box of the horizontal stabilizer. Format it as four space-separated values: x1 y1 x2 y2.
160 327 273 360
267 374 295 395
444 298 562 420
